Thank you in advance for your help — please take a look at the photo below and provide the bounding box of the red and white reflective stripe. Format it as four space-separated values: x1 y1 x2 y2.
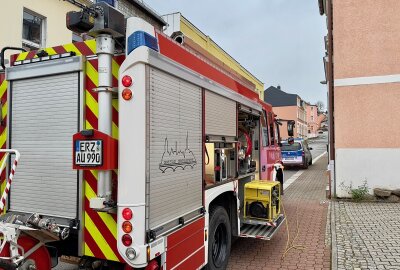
0 150 20 212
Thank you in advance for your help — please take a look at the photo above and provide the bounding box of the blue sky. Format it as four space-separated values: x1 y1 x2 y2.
143 0 327 105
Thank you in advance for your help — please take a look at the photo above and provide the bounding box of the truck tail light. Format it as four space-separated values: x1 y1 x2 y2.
122 89 133 100
122 221 133 233
122 75 133 87
122 208 133 220
122 234 132 246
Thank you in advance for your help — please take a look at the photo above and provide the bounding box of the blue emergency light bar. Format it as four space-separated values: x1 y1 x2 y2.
127 31 159 55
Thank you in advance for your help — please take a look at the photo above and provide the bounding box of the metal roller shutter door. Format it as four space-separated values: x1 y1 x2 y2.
10 73 79 219
148 67 203 230
205 90 236 136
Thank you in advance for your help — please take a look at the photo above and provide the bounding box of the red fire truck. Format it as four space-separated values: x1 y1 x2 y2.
0 3 290 270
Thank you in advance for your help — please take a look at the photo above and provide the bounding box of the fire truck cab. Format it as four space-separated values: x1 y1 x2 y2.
0 3 287 270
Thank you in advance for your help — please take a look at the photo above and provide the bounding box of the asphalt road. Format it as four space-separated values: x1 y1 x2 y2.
284 132 328 182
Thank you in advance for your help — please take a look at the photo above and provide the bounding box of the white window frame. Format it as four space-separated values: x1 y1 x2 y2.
22 8 47 50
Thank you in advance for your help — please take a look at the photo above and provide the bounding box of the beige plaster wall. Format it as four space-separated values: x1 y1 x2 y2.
0 0 80 61
334 83 400 148
333 0 400 79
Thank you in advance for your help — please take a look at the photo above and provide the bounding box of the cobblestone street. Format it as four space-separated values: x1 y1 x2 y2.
332 202 400 270
227 154 331 270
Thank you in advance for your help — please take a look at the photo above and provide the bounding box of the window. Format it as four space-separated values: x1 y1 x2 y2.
311 115 314 121
281 142 301 151
261 110 269 146
269 112 275 145
275 122 280 143
311 106 314 111
22 9 46 50
262 127 269 147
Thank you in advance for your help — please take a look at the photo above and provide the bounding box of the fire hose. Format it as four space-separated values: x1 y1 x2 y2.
281 201 305 260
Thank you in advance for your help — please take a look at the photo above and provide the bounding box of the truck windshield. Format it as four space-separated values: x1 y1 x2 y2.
281 142 302 151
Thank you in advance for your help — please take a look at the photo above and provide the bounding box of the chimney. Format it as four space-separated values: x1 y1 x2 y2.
277 85 281 90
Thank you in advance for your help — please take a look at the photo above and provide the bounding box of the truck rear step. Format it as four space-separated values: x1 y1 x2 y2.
240 215 285 240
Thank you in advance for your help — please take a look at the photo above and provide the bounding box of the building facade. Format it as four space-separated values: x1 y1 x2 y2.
264 86 307 139
0 0 165 67
162 12 264 99
306 103 318 138
0 0 90 64
319 0 400 197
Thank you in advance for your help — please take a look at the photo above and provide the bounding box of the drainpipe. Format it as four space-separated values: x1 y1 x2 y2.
327 0 335 197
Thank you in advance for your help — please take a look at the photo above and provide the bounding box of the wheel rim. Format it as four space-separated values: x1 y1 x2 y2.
212 223 228 268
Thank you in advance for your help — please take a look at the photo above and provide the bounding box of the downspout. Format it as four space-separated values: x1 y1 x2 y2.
327 0 335 196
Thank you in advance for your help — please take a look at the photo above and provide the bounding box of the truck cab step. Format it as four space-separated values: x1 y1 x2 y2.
239 215 285 240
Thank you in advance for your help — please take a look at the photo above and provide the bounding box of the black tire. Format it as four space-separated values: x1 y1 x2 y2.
205 206 231 270
309 159 313 166
303 158 309 169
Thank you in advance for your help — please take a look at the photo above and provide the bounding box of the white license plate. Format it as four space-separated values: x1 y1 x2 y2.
75 140 102 166
284 157 295 160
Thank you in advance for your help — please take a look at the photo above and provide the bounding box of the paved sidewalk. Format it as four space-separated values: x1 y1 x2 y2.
332 201 400 270
227 154 331 270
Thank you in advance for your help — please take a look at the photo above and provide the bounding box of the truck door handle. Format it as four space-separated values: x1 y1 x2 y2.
262 165 266 172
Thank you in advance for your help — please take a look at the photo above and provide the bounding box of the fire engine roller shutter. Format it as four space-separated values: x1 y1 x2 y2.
10 73 79 219
148 67 202 230
205 90 236 136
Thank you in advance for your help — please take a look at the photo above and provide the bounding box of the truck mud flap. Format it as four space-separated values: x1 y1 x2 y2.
239 215 285 240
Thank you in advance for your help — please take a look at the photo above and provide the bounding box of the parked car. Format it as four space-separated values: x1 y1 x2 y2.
280 138 313 169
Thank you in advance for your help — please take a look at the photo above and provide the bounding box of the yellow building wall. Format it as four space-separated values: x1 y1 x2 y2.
179 17 265 100
0 0 85 61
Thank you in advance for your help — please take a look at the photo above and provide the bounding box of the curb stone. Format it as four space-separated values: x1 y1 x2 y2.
331 201 338 270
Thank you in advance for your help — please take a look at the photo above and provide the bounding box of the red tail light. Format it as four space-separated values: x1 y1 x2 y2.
122 208 133 220
122 234 132 246
122 75 133 87
122 89 133 101
302 151 305 157
122 221 133 233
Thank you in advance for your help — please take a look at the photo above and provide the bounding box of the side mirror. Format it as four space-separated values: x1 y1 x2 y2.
287 120 295 137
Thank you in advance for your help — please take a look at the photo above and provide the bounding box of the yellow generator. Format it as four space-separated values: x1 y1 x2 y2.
244 180 281 222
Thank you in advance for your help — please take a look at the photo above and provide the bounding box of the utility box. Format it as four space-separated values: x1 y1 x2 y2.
244 181 281 222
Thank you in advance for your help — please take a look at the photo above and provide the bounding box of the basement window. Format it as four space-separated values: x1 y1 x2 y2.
22 9 46 50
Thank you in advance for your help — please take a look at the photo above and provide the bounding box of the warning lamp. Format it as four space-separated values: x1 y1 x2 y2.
122 221 133 233
122 75 133 87
122 89 133 101
122 234 132 246
122 208 133 220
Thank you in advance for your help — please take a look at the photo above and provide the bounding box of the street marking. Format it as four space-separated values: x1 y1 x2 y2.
312 151 327 164
283 170 304 190
283 151 327 190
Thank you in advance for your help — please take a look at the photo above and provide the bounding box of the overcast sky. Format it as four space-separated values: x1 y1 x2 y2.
143 0 327 105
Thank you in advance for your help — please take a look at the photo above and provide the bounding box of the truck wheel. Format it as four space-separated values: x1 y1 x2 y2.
205 206 231 270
